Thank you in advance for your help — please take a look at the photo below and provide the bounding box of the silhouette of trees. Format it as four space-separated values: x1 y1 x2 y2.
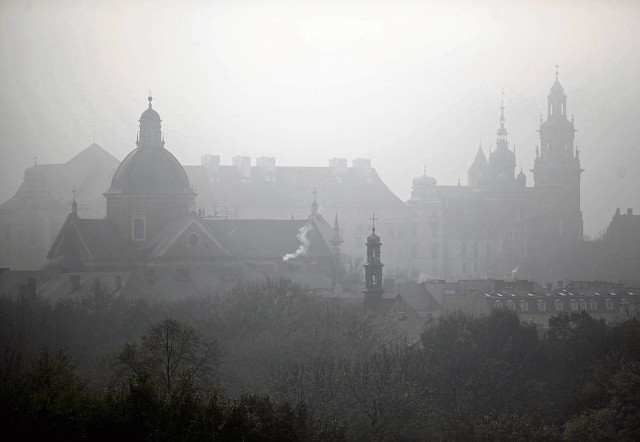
117 318 219 393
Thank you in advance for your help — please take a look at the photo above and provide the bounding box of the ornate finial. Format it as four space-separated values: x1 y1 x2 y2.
312 186 317 204
72 185 77 203
148 90 153 108
500 89 505 123
34 155 37 166
540 114 543 125
555 64 559 81
370 213 377 232
423 165 426 176
457 178 461 186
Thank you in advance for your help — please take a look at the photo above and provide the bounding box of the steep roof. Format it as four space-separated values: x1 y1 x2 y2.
0 143 119 215
469 146 489 172
185 165 406 214
206 219 333 260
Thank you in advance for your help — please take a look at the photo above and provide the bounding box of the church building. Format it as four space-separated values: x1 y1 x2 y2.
43 96 339 299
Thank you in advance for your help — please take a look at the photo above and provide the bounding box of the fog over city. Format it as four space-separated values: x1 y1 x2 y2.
4 1 640 439
2 0 640 236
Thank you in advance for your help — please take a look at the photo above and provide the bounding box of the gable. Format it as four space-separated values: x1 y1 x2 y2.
47 215 94 261
149 214 234 259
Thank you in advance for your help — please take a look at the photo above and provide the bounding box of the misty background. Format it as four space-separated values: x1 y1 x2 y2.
1 0 639 237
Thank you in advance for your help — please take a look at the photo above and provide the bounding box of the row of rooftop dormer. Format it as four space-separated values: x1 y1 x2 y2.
200 154 374 179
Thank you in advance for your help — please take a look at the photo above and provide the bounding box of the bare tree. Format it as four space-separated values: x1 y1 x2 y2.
117 318 219 393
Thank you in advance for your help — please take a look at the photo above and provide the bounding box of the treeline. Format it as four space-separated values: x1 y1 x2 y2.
1 279 640 440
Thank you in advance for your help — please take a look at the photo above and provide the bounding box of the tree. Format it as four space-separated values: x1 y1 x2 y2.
117 318 219 393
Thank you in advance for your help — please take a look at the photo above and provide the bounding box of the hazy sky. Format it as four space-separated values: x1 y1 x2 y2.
1 0 639 236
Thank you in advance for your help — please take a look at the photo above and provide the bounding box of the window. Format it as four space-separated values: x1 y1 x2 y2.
579 300 587 311
495 300 503 309
606 299 613 310
507 300 516 311
538 300 546 312
187 232 201 248
590 300 598 310
520 300 529 312
555 300 564 311
509 229 521 241
132 217 146 241
570 299 578 311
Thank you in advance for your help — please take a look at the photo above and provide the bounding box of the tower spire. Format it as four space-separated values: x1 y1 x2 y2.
71 185 78 215
310 186 318 216
496 90 508 149
500 89 505 125
555 64 559 82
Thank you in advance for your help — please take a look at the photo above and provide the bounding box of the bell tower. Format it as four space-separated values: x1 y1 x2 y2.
532 66 583 241
363 214 384 305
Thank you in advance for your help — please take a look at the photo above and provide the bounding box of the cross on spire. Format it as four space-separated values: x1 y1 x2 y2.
500 89 505 124
555 64 559 81
370 213 377 232
148 90 153 108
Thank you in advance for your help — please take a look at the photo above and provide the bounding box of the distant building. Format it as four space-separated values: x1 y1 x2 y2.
0 144 119 270
426 278 640 326
185 156 410 272
407 70 584 283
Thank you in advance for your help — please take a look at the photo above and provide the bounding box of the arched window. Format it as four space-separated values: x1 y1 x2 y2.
520 300 529 312
555 300 564 311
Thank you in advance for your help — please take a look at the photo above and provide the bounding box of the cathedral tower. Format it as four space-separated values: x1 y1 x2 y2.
532 67 583 241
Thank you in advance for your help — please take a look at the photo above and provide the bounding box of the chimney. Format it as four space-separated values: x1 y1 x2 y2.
70 274 80 292
627 208 633 216
352 158 372 180
201 154 220 176
256 156 276 180
615 208 621 216
232 156 252 179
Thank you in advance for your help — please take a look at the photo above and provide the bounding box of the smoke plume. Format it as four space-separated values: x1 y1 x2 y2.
283 224 313 261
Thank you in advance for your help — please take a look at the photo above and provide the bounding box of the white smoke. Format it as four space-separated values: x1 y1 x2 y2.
283 224 313 262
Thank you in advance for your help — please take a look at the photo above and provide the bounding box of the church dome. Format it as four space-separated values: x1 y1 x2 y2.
367 230 381 245
412 173 437 188
106 147 193 195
